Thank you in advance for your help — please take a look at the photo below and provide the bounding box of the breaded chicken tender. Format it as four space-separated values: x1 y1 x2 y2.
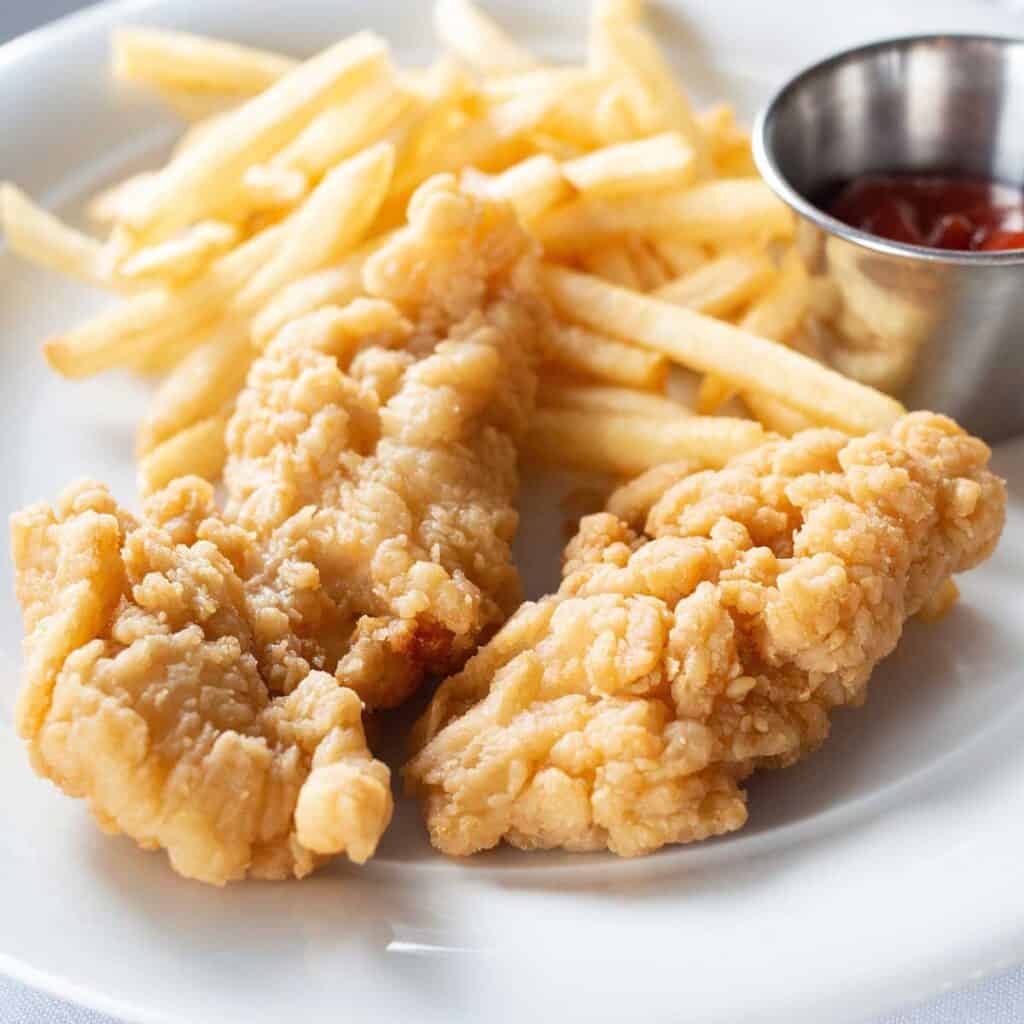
406 413 1006 858
11 179 549 883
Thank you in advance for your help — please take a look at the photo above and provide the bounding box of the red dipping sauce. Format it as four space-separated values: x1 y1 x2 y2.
825 173 1024 251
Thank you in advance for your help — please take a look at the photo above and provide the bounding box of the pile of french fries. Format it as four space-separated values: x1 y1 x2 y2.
0 0 906 495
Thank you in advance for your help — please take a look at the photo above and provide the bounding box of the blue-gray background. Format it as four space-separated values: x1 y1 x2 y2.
1 3 1022 1023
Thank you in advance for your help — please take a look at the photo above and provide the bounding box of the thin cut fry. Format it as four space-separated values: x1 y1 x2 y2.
543 266 905 433
741 391 818 436
588 0 709 173
137 411 230 497
250 259 368 348
87 173 156 225
545 322 667 388
605 458 701 527
137 321 252 455
123 31 389 242
434 0 536 75
651 238 707 277
1 184 108 288
113 27 295 95
118 220 239 284
623 237 669 290
563 132 697 197
654 250 775 316
697 250 810 412
539 382 691 420
44 220 285 378
236 142 394 311
525 408 765 475
460 155 569 224
241 164 309 210
578 246 641 290
535 180 794 253
273 77 410 176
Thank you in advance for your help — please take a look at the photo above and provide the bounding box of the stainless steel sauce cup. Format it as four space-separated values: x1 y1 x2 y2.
753 35 1024 442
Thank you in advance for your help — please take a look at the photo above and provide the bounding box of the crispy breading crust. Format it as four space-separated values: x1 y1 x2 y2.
406 413 1006 858
10 179 550 883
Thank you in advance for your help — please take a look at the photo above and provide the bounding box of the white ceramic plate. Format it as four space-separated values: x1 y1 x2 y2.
3 2 1024 1022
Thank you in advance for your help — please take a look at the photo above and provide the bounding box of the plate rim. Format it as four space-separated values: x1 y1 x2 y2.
2 2 1024 1023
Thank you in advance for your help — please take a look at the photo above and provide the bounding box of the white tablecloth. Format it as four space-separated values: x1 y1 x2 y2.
1 3 1021 1022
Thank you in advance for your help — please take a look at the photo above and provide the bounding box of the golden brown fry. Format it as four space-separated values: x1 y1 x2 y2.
1 184 109 288
578 245 641 289
434 0 536 74
236 143 394 310
604 457 701 527
137 410 231 496
535 180 794 254
563 132 697 197
460 155 569 224
44 221 285 378
545 322 667 389
112 27 295 95
538 381 691 420
543 266 905 433
123 32 389 243
117 220 239 284
525 408 765 475
588 0 709 172
653 249 776 317
137 321 252 455
273 77 410 176
741 391 818 436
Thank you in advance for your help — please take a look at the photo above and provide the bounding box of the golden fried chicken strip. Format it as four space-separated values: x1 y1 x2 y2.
12 480 391 884
224 176 549 709
10 180 549 883
406 413 1006 857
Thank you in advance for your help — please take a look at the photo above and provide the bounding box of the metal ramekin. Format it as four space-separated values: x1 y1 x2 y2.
753 35 1024 442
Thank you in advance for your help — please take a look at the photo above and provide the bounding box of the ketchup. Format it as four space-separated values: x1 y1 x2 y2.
825 173 1024 252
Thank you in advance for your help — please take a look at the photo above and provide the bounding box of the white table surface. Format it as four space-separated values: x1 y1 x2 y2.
1 2 1022 1022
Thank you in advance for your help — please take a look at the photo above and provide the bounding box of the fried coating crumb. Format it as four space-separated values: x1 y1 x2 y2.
11 179 549 883
406 413 1006 858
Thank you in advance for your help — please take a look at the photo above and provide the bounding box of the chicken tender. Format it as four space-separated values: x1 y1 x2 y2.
11 179 549 883
406 413 1006 858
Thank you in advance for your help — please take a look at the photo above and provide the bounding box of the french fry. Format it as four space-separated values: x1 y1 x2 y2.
272 77 410 176
44 220 286 378
539 382 691 420
525 408 765 475
236 142 394 311
654 250 775 316
623 237 669 290
112 27 295 95
545 322 667 388
563 133 697 197
578 246 641 289
152 87 240 123
241 164 310 209
434 0 536 75
605 458 702 527
1 184 109 288
808 275 842 321
137 410 231 497
741 391 818 436
650 238 707 277
250 259 368 348
543 266 906 433
696 249 811 412
588 0 709 173
137 320 252 454
87 173 156 225
535 180 794 254
123 31 389 242
118 220 239 284
460 154 569 224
